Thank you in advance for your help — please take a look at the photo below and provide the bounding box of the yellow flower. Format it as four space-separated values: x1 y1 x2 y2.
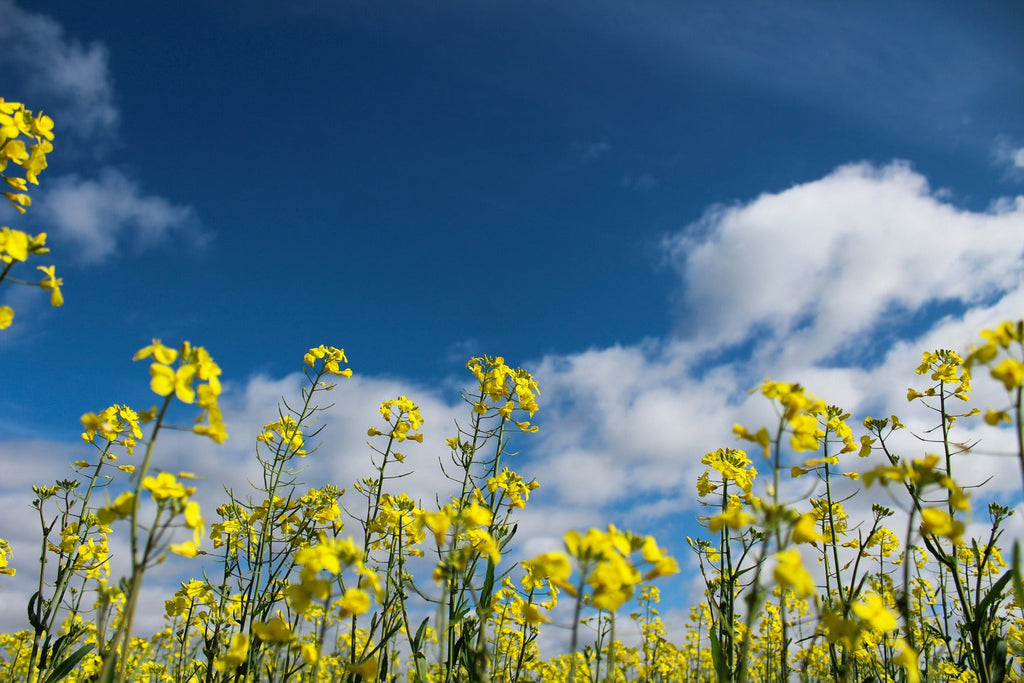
919 507 965 544
0 538 15 576
169 540 200 558
0 306 12 329
696 470 718 497
133 339 178 365
418 508 453 546
522 603 550 625
790 413 823 451
733 423 771 458
1 227 29 261
97 491 135 525
1 138 28 165
299 641 319 665
707 507 755 533
821 610 861 650
335 587 371 618
985 409 1011 425
588 554 641 611
4 191 30 213
150 362 197 403
792 513 825 544
295 543 341 578
893 640 920 683
773 549 815 597
142 472 192 502
287 578 329 614
36 264 62 306
642 549 680 581
348 657 379 680
460 502 493 529
991 358 1024 391
522 551 575 595
213 633 249 672
252 615 294 643
462 527 501 564
701 448 756 491
23 141 51 184
31 112 54 141
304 345 352 376
184 500 204 544
852 592 898 632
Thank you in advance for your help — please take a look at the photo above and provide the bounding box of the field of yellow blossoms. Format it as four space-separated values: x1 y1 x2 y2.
4 98 1024 683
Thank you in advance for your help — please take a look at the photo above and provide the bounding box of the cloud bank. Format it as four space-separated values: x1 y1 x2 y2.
2 160 1023 637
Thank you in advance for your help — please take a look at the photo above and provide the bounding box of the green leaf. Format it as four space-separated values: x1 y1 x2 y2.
987 635 1008 683
42 644 95 683
976 569 1013 625
710 629 731 683
27 591 45 632
478 560 496 615
412 616 430 651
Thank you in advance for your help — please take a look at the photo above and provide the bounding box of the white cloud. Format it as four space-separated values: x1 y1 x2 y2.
622 172 659 190
663 161 1024 366
3 159 1024 651
0 3 204 263
571 140 611 163
520 161 1024 563
34 169 202 262
994 137 1024 177
0 0 119 145
0 365 485 632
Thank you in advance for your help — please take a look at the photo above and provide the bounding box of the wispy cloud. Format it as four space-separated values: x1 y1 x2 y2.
560 2 1021 146
0 0 119 148
570 140 611 163
993 136 1024 178
622 172 659 191
35 169 202 263
0 2 205 263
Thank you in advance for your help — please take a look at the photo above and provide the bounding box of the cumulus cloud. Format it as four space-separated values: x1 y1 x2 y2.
3 159 1023 643
0 364 477 631
34 169 201 263
520 161 1024 560
663 161 1024 367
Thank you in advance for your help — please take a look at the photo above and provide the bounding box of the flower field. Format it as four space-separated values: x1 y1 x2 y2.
4 99 1024 683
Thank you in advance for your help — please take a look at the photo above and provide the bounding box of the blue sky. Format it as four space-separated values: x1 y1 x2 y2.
2 0 1024 640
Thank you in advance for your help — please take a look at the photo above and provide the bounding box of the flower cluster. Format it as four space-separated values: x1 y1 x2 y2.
133 339 227 443
966 320 1024 424
525 526 679 615
80 404 146 458
1 98 60 328
0 98 53 209
467 355 541 432
369 395 424 444
303 345 352 378
287 536 369 616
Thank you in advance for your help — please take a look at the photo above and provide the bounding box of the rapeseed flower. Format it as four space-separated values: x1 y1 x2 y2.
773 549 815 597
